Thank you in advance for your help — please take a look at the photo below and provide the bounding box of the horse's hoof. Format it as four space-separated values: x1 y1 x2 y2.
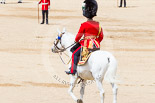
77 99 83 103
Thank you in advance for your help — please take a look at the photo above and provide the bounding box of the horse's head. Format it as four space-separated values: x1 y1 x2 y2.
51 28 66 53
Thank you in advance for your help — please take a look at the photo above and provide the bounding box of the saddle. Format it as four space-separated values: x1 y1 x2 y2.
78 46 100 65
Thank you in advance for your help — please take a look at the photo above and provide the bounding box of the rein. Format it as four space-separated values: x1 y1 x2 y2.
58 52 72 65
54 41 76 52
56 42 76 65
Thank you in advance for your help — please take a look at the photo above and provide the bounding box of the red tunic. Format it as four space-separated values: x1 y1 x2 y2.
39 0 50 10
75 20 103 47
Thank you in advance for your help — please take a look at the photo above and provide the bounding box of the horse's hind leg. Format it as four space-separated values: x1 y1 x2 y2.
111 83 118 103
96 79 105 103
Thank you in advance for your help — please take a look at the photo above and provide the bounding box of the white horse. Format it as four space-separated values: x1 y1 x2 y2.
51 28 118 103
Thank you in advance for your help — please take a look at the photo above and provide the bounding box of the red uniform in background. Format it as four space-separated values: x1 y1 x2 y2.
39 0 50 10
39 0 50 24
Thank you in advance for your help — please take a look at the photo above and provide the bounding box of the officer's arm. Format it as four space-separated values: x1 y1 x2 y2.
98 28 103 42
75 24 84 42
38 0 42 4
48 0 50 6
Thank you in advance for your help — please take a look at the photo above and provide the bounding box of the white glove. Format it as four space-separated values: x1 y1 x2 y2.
37 2 39 4
48 6 50 10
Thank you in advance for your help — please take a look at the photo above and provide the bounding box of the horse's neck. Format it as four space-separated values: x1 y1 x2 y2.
61 33 75 57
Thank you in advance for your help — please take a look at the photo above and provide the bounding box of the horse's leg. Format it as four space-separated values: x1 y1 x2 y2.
111 83 118 103
96 79 105 103
80 80 86 100
68 76 78 102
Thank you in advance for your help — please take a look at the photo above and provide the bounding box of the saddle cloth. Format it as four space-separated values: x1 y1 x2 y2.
78 40 100 65
78 52 92 66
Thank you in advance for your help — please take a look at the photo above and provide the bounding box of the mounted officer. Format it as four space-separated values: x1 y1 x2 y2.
65 0 104 75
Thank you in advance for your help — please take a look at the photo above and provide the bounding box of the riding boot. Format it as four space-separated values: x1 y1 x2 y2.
65 67 76 75
65 46 81 75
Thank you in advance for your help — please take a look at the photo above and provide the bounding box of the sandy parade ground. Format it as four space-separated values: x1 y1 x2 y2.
0 0 155 103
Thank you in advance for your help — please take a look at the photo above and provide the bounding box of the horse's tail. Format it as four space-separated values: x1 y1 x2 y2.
104 53 118 83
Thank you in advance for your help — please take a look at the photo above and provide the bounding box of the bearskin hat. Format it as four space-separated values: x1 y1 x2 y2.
82 0 98 19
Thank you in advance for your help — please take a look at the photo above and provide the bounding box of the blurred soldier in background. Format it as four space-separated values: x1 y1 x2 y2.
18 0 22 3
0 0 22 4
0 0 6 4
38 0 50 24
119 0 126 7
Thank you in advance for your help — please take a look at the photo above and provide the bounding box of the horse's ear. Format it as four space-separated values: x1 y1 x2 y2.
62 28 66 33
57 28 61 35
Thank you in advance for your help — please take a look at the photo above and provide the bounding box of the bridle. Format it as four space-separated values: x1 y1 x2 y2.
53 32 76 53
53 32 65 52
53 32 76 65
